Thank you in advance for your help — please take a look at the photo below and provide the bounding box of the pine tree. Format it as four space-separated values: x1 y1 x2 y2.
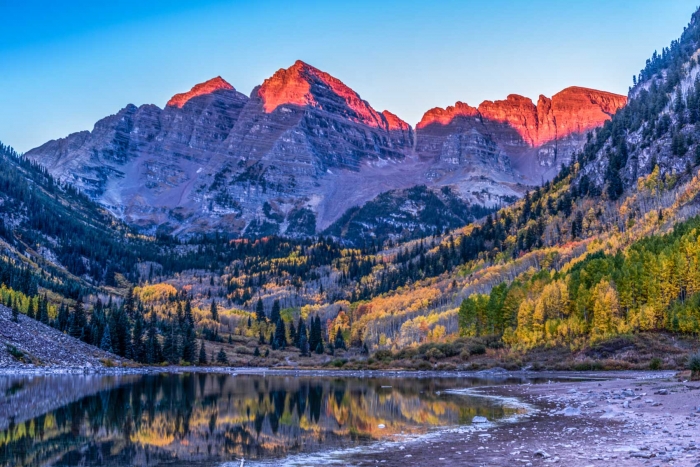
334 328 346 350
69 298 86 340
100 325 114 352
210 300 219 322
145 312 162 364
162 321 179 364
299 332 309 356
309 315 323 351
11 301 18 322
132 314 145 362
296 318 307 349
26 299 35 320
123 288 136 317
315 340 324 354
274 319 287 348
39 295 49 325
216 348 228 364
57 304 69 332
184 299 194 326
198 340 207 365
289 321 297 347
182 325 197 364
253 346 261 357
270 300 281 324
255 298 265 322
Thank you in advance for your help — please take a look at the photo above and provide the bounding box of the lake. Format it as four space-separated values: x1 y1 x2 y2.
0 371 549 466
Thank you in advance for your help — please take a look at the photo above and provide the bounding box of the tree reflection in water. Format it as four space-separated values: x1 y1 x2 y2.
0 373 525 466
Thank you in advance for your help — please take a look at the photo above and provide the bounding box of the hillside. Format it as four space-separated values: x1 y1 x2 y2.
0 305 123 368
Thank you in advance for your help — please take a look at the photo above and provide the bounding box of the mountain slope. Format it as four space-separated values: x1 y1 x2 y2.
416 87 627 184
25 62 624 239
0 305 123 367
0 141 164 297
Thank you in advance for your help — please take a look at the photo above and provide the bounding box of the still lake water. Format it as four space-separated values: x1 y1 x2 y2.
0 372 547 466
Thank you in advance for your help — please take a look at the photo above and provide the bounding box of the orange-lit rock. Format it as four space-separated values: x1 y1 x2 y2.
258 60 410 132
166 76 234 108
417 86 626 146
417 102 479 129
381 110 411 132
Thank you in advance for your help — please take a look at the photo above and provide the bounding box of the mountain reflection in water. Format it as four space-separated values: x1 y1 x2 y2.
0 373 529 466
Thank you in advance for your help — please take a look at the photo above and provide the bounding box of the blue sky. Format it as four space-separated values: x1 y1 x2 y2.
2 0 698 152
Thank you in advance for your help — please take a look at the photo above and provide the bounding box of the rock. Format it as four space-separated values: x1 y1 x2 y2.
630 452 655 458
472 416 489 424
167 76 234 108
534 450 551 458
561 406 581 416
416 87 626 185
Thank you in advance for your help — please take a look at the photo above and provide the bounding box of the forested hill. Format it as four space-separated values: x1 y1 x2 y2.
0 141 159 299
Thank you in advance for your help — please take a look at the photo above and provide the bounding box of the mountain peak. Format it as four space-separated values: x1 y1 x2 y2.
381 110 410 131
417 87 626 146
258 60 392 129
166 76 234 108
416 101 479 129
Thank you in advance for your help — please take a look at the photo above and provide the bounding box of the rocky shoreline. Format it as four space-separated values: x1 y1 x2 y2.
335 372 700 467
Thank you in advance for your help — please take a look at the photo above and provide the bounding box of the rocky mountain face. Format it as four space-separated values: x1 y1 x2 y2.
25 61 625 239
416 87 627 184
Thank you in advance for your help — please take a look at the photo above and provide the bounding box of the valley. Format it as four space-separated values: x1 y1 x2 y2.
2 3 700 466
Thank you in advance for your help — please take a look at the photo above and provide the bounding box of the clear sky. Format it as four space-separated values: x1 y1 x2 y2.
2 0 698 153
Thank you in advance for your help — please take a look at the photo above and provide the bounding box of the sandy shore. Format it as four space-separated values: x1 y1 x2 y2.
337 372 700 467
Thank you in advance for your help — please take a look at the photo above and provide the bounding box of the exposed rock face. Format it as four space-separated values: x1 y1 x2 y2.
25 63 625 238
417 87 626 181
26 61 415 236
166 76 234 108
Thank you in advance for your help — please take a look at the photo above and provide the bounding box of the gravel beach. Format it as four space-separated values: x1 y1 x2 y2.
338 372 700 467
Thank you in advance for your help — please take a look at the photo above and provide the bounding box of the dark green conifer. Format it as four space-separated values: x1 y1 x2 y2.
198 340 207 365
255 298 265 322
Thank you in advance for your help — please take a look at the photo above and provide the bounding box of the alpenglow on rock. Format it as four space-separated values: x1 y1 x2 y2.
25 61 626 238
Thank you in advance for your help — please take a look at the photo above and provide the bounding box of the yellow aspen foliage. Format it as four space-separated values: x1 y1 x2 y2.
591 279 620 339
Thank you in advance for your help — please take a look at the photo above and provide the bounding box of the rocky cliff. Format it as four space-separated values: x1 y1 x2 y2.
25 62 625 238
417 87 627 182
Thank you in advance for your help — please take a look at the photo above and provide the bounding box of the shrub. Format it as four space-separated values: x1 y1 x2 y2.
416 360 432 370
649 357 662 370
436 343 459 358
374 350 394 361
332 359 347 368
459 349 471 361
572 360 603 371
395 347 418 360
425 348 445 360
468 344 486 356
687 351 700 380
6 345 23 361
234 346 249 354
